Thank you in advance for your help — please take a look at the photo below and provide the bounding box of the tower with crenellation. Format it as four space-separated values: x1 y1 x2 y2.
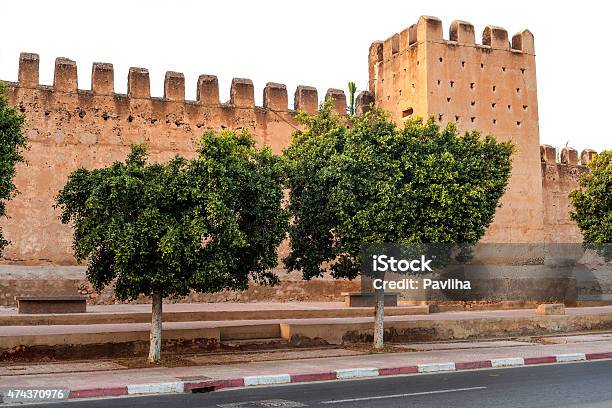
368 16 543 243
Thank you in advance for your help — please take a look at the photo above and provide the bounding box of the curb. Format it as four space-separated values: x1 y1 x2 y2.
66 352 612 400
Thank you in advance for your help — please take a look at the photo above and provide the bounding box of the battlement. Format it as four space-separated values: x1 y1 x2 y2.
540 145 598 166
369 16 534 67
8 52 349 115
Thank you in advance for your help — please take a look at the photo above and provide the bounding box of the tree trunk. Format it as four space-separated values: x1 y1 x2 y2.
148 292 163 363
373 286 385 349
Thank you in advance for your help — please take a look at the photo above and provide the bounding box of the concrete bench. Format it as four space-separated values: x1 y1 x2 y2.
15 296 87 314
342 292 399 307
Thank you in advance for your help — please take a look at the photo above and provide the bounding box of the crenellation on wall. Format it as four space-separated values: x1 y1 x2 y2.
512 30 535 54
229 77 255 108
263 82 288 111
127 67 150 98
91 63 114 95
355 90 375 116
325 88 347 115
18 52 39 88
449 20 475 44
383 33 400 60
581 149 597 166
294 85 318 114
540 144 557 164
372 19 534 64
561 146 579 165
416 15 443 42
482 26 509 50
53 57 78 93
163 71 185 102
196 75 219 105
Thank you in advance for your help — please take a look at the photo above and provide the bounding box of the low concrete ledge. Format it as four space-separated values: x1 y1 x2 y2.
342 292 399 307
15 296 87 314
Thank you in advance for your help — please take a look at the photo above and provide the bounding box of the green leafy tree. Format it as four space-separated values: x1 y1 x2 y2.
0 82 27 252
56 131 288 362
284 102 513 348
570 150 612 260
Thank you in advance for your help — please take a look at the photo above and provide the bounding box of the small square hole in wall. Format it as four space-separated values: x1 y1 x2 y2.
471 101 476 106
492 85 496 92
402 107 414 118
491 102 496 108
455 115 460 121
470 117 476 123
439 57 443 62
520 68 526 74
516 87 521 93
461 61 465 67
481 63 484 69
450 81 455 87
507 105 511 110
399 89 402 95
437 79 441 85
516 121 522 127
470 83 475 89
438 114 443 122
447 97 451 102
502 67 506 72
493 119 497 124
523 105 528 110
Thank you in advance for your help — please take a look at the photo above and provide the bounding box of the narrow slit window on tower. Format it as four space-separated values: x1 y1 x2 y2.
402 107 414 118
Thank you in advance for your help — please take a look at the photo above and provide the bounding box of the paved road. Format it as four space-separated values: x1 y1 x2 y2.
11 360 612 407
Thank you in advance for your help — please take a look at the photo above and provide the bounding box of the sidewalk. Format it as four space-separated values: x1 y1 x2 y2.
2 335 612 399
4 306 612 361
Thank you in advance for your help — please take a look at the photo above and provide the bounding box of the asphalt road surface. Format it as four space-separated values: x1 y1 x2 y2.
12 360 612 408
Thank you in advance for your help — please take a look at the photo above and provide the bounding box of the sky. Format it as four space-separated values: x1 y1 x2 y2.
0 0 609 152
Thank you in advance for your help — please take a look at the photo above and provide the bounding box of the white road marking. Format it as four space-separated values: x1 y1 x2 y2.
320 386 487 404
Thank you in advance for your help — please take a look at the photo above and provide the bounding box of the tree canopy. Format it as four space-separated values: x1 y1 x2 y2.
283 103 514 279
0 82 27 253
56 130 289 301
570 150 612 260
